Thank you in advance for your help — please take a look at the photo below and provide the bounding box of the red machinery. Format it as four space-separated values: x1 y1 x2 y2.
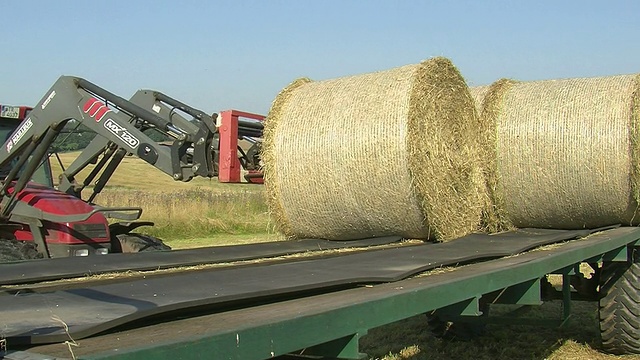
0 104 31 121
218 110 264 184
0 103 114 258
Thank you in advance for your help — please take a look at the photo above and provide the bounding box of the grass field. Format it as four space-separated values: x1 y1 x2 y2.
49 151 275 243
47 151 640 360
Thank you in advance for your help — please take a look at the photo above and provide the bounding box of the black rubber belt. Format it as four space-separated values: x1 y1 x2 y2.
0 236 402 285
0 228 602 344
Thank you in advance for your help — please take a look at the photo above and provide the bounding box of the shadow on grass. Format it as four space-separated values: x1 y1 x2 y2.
359 301 619 360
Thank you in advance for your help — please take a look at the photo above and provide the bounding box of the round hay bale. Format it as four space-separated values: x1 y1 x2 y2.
469 84 500 232
262 57 483 241
473 80 518 232
486 74 640 229
469 85 490 115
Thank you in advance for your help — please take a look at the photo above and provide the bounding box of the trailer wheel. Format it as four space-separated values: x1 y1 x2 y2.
599 260 640 355
112 233 171 253
0 239 41 262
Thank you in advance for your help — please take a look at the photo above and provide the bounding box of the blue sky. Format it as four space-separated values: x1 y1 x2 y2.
2 1 639 115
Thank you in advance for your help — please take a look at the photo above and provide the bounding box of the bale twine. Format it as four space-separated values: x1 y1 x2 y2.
485 74 640 229
262 57 483 241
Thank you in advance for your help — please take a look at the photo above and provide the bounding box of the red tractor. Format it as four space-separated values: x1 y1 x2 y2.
0 103 159 260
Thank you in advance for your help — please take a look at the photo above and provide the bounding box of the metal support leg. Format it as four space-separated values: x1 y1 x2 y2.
492 278 543 305
561 271 572 327
435 296 482 318
21 218 49 258
303 331 368 359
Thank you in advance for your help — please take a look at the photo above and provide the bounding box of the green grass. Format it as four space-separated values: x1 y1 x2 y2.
94 187 274 241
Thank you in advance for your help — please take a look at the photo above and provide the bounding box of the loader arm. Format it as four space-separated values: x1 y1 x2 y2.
128 90 264 183
129 90 263 137
128 90 219 180
51 81 221 202
0 76 218 211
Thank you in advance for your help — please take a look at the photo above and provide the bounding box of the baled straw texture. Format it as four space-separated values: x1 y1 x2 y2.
469 86 490 115
469 84 498 231
486 74 640 229
471 80 518 232
262 57 483 241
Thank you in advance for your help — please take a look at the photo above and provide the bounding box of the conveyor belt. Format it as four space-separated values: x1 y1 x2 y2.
21 227 636 360
0 236 401 285
0 228 602 345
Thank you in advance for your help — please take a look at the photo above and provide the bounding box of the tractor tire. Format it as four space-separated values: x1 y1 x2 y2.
0 239 41 262
599 261 640 354
112 233 171 253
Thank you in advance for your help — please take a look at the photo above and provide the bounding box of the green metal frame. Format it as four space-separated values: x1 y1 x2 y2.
18 227 640 360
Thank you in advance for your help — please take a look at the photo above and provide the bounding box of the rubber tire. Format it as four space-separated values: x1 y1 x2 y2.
599 261 640 355
0 239 42 262
112 233 171 253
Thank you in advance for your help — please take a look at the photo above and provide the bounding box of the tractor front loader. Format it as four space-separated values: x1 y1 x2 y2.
0 76 222 260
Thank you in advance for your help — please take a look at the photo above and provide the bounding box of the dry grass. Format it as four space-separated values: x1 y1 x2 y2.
49 152 273 241
49 151 248 192
361 302 589 360
165 233 283 249
473 79 518 233
361 300 640 360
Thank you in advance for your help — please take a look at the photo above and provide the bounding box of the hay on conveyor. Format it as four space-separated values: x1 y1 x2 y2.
484 74 640 229
262 57 483 241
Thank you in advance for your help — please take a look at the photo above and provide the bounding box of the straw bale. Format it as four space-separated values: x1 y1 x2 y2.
486 74 640 229
262 57 483 241
469 84 498 231
469 85 490 115
472 80 518 232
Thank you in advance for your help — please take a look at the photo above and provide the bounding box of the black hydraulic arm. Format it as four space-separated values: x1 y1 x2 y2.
128 90 218 180
130 90 263 137
57 88 220 199
129 90 264 175
130 90 217 133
